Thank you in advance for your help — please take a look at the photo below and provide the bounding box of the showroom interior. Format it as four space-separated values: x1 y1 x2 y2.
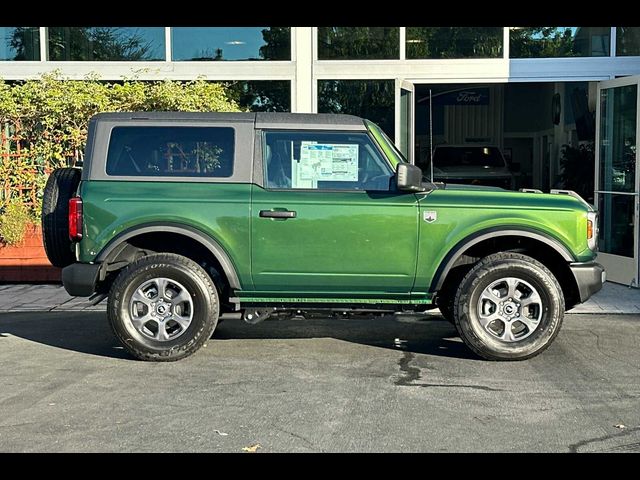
412 81 597 199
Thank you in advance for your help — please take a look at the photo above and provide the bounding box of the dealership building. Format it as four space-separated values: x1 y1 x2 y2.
2 26 640 285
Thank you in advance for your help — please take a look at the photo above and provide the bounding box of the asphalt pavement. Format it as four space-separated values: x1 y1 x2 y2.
0 311 638 452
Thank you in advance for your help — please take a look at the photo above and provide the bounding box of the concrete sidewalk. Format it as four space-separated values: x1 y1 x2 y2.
0 281 639 314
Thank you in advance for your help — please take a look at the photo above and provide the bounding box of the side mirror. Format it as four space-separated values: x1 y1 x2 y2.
396 163 425 192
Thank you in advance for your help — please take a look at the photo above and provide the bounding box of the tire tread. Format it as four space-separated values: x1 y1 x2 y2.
41 167 81 268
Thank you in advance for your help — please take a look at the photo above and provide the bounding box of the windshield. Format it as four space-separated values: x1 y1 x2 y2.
365 120 407 167
433 146 505 168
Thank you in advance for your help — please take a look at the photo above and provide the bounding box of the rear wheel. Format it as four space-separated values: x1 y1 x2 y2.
454 252 564 361
107 253 219 361
41 167 81 267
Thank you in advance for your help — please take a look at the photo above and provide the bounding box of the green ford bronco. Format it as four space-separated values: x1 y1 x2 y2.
42 112 605 362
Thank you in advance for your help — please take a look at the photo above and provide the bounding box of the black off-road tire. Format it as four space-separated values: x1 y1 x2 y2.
436 292 455 324
436 265 471 326
41 167 81 268
454 252 565 361
107 253 219 362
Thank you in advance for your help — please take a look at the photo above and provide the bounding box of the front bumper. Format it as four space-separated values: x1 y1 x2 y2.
569 261 606 303
62 263 101 297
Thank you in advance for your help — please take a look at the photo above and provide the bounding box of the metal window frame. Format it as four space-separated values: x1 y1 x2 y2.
2 27 640 114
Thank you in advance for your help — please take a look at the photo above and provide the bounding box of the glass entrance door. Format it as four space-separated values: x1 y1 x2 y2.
395 80 415 164
595 76 640 286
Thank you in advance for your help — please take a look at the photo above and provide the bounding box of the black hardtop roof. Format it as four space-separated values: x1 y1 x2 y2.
90 112 367 130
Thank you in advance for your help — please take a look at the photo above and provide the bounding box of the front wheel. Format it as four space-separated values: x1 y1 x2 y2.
107 253 219 361
454 252 564 361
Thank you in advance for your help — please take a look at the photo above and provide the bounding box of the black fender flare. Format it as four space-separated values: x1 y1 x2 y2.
95 222 242 289
430 227 576 292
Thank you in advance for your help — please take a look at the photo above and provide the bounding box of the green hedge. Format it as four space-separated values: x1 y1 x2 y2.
0 71 242 223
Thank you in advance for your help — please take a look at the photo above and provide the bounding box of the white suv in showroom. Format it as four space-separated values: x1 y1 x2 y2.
430 145 516 190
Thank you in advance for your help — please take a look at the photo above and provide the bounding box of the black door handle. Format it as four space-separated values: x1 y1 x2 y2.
259 210 297 219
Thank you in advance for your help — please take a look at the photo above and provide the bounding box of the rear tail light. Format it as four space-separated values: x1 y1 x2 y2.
69 197 83 241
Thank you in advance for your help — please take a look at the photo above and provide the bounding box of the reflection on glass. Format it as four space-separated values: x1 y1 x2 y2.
406 27 502 59
599 84 637 193
171 27 290 61
48 27 165 61
598 194 635 257
616 27 640 56
223 80 290 112
510 27 610 57
0 27 39 60
318 80 395 138
317 27 399 59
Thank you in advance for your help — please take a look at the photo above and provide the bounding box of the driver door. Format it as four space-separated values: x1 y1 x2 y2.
250 129 419 298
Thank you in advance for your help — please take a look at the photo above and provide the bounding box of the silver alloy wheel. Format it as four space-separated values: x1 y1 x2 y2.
476 277 543 343
128 277 194 342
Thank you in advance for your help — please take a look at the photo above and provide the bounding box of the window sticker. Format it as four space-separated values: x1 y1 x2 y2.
293 142 359 188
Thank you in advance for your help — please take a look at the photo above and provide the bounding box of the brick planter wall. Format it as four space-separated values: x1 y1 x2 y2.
0 224 61 282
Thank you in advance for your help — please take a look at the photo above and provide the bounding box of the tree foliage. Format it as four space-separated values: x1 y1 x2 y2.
509 27 610 58
258 27 291 60
225 80 290 112
317 27 399 59
318 80 395 137
5 27 40 60
45 27 162 61
406 27 503 59
510 27 576 58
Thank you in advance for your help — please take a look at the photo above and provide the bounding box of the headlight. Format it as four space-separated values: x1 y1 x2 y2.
587 211 598 251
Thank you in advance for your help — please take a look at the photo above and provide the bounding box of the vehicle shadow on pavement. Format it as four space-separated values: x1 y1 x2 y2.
0 311 478 361
0 311 131 360
214 314 479 360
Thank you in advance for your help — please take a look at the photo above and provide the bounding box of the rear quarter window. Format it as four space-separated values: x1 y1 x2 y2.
106 126 235 177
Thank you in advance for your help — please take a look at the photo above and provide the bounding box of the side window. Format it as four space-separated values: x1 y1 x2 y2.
106 126 234 177
263 130 393 191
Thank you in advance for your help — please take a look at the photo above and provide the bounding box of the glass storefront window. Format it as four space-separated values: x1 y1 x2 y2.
406 27 502 59
616 27 640 56
317 27 399 60
48 27 165 61
223 80 290 112
171 27 290 61
510 27 610 58
318 80 395 138
0 27 39 61
598 194 635 257
599 84 637 193
597 83 637 258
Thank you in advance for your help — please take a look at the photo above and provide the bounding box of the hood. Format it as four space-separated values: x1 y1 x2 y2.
426 185 594 213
